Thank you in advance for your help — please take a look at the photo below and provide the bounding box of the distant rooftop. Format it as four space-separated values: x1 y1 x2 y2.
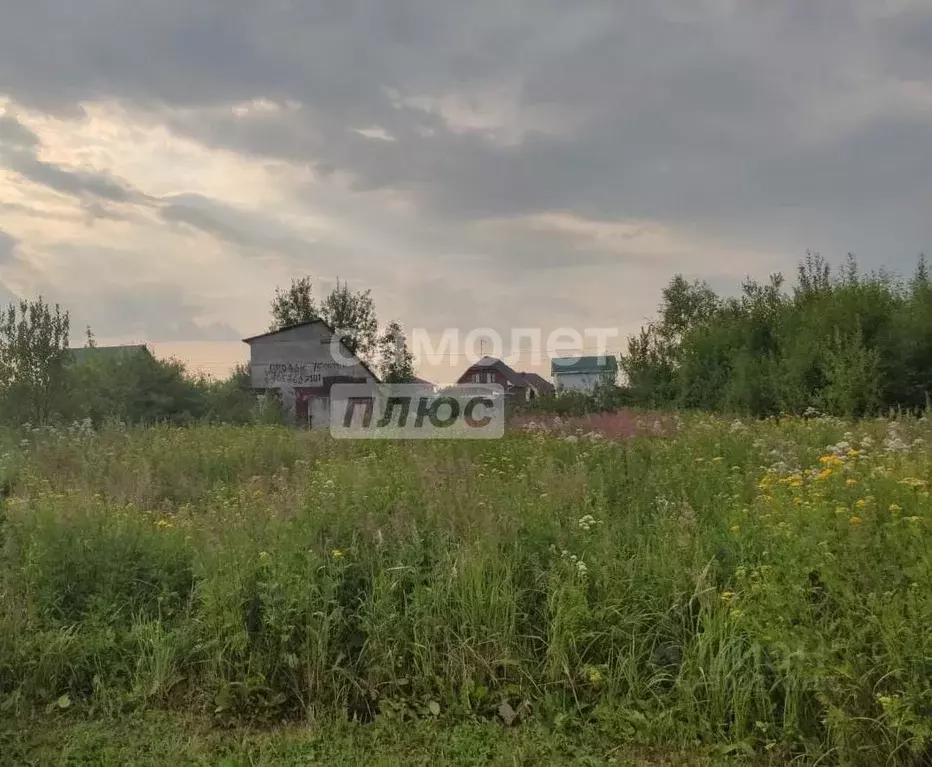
550 355 618 375
68 344 152 364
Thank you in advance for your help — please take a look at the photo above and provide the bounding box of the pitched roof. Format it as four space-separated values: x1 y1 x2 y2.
68 344 152 365
242 319 320 343
242 318 381 383
520 372 555 395
458 356 528 388
550 355 618 375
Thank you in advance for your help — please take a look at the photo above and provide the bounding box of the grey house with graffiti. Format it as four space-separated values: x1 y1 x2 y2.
244 320 379 427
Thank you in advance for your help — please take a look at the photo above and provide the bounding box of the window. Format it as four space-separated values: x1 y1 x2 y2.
472 372 482 383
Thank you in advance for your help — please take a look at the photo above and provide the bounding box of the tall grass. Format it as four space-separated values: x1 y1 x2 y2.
0 417 930 764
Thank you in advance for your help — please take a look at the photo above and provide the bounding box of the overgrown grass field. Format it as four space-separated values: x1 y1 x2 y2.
0 415 930 765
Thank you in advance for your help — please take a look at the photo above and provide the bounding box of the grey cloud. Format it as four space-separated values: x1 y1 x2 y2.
3 147 147 204
76 278 241 342
0 0 930 285
0 114 40 148
0 229 18 264
0 114 148 205
159 193 313 257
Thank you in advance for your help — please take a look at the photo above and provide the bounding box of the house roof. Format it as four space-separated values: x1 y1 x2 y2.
242 318 381 383
550 355 618 375
68 344 152 364
457 356 528 388
520 372 555 395
242 319 320 343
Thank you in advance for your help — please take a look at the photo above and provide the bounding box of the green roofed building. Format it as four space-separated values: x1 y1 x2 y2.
67 345 153 365
550 355 618 394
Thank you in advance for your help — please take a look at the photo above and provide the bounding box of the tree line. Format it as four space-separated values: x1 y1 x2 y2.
618 253 932 417
0 276 416 428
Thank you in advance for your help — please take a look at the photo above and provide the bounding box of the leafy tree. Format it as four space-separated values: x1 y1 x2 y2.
318 279 378 360
270 277 317 331
378 321 416 383
620 255 932 417
0 297 70 424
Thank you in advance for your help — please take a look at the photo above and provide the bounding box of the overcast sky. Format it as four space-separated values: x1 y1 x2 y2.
1 1 930 379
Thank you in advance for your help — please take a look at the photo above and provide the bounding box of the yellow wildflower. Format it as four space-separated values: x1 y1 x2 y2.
331 549 344 559
856 499 867 509
258 551 269 561
907 516 921 524
846 448 860 458
156 519 173 529
849 515 862 526
816 468 833 481
888 504 902 513
820 455 844 467
846 478 858 487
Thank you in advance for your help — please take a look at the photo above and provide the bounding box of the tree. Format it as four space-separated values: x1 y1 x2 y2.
0 297 70 424
270 277 317 331
319 279 378 360
378 321 416 383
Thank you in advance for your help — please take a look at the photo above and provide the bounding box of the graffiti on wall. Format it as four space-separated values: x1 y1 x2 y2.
263 361 345 387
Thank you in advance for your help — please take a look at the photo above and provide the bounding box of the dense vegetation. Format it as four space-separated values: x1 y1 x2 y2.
1 416 930 764
620 254 932 417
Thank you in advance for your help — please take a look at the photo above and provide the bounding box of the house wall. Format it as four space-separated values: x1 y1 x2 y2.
554 371 608 393
456 365 511 388
248 323 376 427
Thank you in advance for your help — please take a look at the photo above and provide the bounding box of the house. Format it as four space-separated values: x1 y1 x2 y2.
551 355 618 394
519 371 555 399
244 320 379 427
68 344 153 365
456 357 554 402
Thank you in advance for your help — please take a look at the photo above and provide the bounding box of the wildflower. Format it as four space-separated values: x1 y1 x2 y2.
849 516 862 526
577 514 601 531
846 478 858 487
816 468 833 481
729 525 740 533
575 559 588 577
712 456 724 463
730 608 744 620
856 499 867 509
900 478 927 488
720 591 735 601
888 504 902 513
819 455 844 467
258 551 269 561
907 516 921 524
586 667 602 685
331 549 344 559
156 519 173 529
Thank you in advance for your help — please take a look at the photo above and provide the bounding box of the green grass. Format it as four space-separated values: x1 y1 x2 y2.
0 415 930 765
1 711 755 766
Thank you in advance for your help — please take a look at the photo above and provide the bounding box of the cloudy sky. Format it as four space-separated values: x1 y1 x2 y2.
1 1 930 380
